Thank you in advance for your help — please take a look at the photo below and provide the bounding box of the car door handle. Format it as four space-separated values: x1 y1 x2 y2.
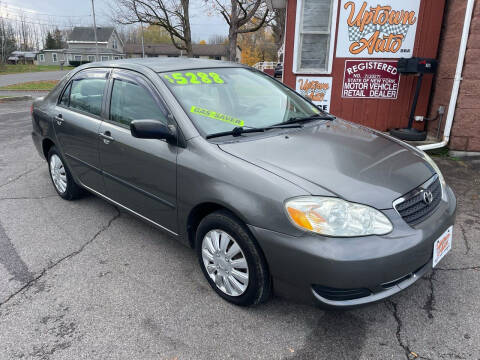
99 131 114 144
54 114 64 125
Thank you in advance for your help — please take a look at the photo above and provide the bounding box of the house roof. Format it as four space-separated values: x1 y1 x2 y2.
124 43 236 57
11 51 37 58
41 48 124 55
68 27 114 42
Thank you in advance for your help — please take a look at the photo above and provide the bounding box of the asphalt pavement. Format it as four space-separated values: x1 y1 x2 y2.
0 70 69 87
0 100 479 360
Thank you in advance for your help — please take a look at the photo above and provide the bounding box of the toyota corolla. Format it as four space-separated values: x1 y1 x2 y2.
31 59 456 307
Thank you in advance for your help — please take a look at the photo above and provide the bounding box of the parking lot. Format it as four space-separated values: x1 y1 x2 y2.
0 99 479 360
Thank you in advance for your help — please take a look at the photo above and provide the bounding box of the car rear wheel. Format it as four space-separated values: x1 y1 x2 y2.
195 210 271 306
47 147 83 200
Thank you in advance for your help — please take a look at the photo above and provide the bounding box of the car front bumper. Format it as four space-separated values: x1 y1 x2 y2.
248 185 456 308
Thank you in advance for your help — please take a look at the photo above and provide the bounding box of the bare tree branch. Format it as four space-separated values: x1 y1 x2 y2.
112 0 192 55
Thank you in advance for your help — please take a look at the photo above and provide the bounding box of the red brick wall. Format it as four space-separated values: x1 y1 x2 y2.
429 0 480 152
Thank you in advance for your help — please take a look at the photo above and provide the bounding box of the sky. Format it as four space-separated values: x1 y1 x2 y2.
2 0 229 42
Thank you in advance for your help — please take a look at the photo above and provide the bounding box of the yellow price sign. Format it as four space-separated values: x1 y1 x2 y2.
164 72 225 85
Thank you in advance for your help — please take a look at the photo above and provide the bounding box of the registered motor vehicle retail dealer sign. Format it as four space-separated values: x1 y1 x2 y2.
342 60 400 99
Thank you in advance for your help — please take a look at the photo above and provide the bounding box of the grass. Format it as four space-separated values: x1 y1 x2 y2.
0 64 73 74
0 80 58 91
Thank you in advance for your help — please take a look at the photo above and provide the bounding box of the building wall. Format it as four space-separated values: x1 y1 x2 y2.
68 42 108 49
38 52 66 66
283 0 446 131
428 0 480 152
107 31 124 53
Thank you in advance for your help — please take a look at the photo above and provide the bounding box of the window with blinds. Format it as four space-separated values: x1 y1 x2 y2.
296 0 335 73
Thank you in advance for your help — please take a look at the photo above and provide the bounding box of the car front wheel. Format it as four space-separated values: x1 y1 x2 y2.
195 210 271 306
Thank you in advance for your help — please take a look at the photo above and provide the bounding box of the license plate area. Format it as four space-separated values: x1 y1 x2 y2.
433 226 453 268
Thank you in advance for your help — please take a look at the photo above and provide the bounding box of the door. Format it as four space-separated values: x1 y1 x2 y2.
99 69 178 234
54 69 109 192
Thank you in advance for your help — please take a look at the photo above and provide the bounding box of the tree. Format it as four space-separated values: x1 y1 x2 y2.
199 39 206 44
239 26 276 66
270 8 285 55
143 24 172 44
0 18 16 65
208 34 227 44
205 0 270 62
113 0 193 57
45 31 56 49
53 28 65 49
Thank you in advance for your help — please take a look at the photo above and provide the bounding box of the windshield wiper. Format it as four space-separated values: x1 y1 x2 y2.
285 114 336 124
206 124 302 140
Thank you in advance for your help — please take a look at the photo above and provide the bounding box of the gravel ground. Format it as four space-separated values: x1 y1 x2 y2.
0 100 479 360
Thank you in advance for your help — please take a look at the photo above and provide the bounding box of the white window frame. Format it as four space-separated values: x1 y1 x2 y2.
38 54 45 62
87 55 95 62
101 55 109 61
112 38 117 49
292 0 338 74
52 53 58 63
74 55 82 61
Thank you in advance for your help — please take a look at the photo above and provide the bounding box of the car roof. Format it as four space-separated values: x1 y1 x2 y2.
81 57 247 73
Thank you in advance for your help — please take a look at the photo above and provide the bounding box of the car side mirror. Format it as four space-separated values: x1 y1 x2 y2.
130 119 177 144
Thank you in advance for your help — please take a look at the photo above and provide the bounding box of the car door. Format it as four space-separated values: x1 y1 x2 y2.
54 68 109 192
98 69 178 234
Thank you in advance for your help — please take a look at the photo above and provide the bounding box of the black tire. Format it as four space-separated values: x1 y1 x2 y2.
388 128 427 141
47 146 83 200
195 210 271 306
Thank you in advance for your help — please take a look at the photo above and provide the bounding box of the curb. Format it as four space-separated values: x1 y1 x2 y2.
0 95 33 102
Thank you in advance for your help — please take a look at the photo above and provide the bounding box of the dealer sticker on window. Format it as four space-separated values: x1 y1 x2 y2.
433 226 453 268
190 106 244 127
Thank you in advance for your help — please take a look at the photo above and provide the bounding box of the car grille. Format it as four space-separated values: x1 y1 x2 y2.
394 175 441 226
311 285 371 301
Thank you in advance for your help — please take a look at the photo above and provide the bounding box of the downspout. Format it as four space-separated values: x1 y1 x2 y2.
418 0 475 151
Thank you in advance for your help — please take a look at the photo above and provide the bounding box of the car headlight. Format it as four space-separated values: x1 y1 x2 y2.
285 197 393 237
421 152 447 201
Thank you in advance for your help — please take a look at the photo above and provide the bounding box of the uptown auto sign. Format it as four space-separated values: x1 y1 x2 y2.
336 0 421 58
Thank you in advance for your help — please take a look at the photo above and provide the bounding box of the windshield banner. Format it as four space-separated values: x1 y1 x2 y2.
336 0 421 58
295 77 333 112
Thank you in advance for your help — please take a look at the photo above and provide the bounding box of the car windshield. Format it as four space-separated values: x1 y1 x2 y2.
159 67 323 137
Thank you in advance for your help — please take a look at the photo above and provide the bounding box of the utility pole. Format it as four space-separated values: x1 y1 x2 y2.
91 0 99 61
140 22 145 58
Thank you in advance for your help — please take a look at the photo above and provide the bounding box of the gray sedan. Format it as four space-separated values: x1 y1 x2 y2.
31 58 456 308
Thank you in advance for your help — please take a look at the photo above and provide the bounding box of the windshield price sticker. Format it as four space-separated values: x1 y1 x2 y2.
164 72 225 85
190 106 244 126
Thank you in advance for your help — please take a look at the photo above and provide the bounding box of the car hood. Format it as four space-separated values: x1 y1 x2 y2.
218 119 434 209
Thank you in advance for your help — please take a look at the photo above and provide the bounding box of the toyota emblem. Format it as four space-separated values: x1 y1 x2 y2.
422 190 434 204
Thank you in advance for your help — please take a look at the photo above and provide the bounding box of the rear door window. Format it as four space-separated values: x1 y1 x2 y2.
69 77 107 117
109 77 168 127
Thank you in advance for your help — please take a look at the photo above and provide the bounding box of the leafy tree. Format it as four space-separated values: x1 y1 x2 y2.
239 26 276 66
53 28 65 48
199 39 207 44
45 31 56 49
143 25 171 44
